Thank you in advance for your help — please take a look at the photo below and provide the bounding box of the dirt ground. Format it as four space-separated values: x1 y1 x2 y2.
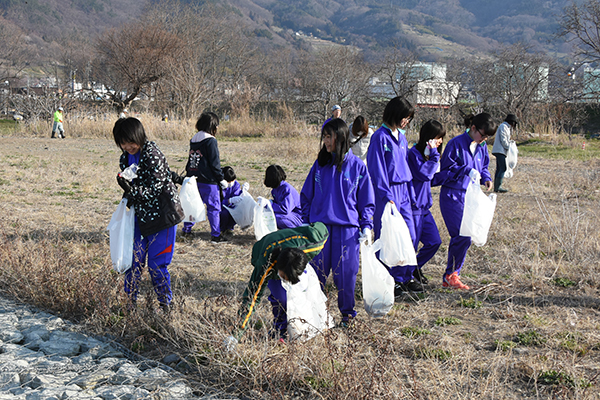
1 135 599 399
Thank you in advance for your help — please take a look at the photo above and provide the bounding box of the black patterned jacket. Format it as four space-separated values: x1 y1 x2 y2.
119 141 184 237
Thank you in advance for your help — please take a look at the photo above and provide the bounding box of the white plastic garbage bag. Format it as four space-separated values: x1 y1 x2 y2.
282 264 334 341
459 180 497 246
361 238 394 318
253 196 277 240
107 198 135 273
504 141 518 179
179 176 206 223
378 202 417 266
223 183 256 229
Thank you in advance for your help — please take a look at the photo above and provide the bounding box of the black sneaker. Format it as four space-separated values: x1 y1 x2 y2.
405 279 424 293
395 280 424 296
394 282 409 297
211 234 229 244
413 268 429 284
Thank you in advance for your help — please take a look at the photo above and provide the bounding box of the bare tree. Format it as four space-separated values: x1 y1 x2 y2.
295 46 373 122
464 43 552 127
558 0 600 62
91 21 183 113
377 47 424 101
0 18 28 83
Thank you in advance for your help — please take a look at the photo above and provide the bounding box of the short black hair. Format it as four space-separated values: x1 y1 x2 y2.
113 117 147 147
222 166 236 182
274 247 308 285
471 113 497 137
382 97 414 130
264 164 286 188
195 112 219 135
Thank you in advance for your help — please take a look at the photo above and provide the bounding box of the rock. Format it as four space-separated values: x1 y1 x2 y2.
88 344 123 359
161 353 181 365
21 325 50 344
95 385 151 400
68 370 115 390
109 363 142 385
39 332 81 357
0 373 20 391
0 331 23 345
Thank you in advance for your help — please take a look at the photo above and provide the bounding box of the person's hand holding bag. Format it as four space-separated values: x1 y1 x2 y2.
117 174 131 193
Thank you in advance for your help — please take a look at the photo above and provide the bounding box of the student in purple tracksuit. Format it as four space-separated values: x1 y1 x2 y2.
264 165 302 229
183 112 229 243
220 166 243 235
366 96 422 295
435 113 496 290
407 120 446 285
114 118 184 311
301 118 375 326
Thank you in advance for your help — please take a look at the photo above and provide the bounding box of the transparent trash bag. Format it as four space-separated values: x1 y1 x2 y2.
379 202 417 266
107 198 135 273
504 141 518 179
179 176 206 223
361 238 394 318
119 163 138 181
459 180 497 246
282 264 334 341
223 183 256 229
253 196 277 240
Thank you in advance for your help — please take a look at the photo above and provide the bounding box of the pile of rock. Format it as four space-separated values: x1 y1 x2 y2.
0 296 230 399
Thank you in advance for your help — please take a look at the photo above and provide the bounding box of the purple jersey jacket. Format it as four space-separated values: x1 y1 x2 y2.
301 150 375 230
407 146 440 214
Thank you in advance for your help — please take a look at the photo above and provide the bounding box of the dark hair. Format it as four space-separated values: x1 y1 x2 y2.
463 113 475 129
274 247 308 285
470 113 497 138
222 166 236 182
112 117 147 148
382 97 414 130
318 118 350 172
264 164 286 188
351 116 369 141
415 119 446 159
195 112 219 135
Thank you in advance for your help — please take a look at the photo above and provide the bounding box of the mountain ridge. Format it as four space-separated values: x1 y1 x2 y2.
0 0 573 65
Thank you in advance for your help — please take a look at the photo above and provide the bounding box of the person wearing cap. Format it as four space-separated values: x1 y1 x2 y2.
492 114 518 193
51 107 65 139
119 108 129 119
322 104 342 129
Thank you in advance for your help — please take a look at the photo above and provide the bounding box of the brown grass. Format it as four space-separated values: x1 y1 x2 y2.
0 126 599 399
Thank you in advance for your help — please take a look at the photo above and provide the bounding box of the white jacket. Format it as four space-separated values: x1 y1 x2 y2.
492 122 512 155
350 127 373 163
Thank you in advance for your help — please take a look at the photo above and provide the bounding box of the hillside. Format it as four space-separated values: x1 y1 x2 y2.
0 0 572 65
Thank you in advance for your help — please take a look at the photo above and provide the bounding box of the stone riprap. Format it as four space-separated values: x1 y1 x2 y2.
0 296 237 400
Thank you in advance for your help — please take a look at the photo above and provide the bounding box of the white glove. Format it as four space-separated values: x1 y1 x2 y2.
223 335 238 352
359 228 371 244
229 196 243 206
468 168 481 183
219 180 228 189
242 182 249 191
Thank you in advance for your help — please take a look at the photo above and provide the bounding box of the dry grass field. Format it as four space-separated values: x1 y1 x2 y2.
1 118 599 399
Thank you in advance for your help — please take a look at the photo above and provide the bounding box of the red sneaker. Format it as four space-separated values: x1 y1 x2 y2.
442 272 470 290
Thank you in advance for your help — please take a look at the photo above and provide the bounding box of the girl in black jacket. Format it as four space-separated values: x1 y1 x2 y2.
183 112 228 243
114 117 184 310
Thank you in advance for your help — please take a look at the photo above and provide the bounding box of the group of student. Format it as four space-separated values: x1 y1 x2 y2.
111 96 514 343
